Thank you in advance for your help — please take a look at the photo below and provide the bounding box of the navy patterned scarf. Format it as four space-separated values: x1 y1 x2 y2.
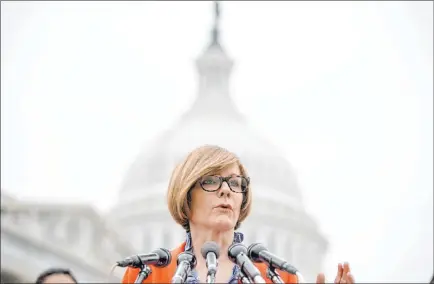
184 231 244 284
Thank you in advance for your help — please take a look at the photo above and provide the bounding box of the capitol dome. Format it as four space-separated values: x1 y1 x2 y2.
118 105 304 204
117 29 303 207
109 3 327 281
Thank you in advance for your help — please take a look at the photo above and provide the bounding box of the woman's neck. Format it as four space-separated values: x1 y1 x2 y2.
189 225 234 262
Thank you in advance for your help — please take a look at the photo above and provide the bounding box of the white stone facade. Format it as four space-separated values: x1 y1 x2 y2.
1 192 129 282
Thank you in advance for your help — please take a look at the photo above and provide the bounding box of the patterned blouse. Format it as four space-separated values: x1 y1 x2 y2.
184 231 244 284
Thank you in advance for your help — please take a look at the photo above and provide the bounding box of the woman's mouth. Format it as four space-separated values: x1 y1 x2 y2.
215 204 233 211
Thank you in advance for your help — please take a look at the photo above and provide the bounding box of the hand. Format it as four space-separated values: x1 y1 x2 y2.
316 262 355 284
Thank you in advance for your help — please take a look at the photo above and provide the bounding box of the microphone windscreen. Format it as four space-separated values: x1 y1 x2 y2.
227 243 247 262
177 251 197 268
247 243 267 260
154 248 172 267
201 241 221 259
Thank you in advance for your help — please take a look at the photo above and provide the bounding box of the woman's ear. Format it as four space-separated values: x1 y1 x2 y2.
187 190 192 207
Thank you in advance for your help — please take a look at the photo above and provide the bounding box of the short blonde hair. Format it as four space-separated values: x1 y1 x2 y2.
167 145 252 231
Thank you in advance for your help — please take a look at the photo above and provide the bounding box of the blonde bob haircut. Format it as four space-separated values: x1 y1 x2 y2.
167 145 252 231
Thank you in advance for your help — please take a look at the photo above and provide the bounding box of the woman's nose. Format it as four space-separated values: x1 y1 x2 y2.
218 181 231 197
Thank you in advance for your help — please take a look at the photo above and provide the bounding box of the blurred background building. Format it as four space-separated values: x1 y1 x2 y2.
1 2 327 282
1 1 432 283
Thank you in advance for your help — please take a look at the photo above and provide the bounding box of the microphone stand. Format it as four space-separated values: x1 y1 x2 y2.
134 264 152 284
238 269 252 284
266 267 284 284
206 273 216 284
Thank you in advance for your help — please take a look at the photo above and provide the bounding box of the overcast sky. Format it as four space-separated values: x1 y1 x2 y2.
1 1 433 282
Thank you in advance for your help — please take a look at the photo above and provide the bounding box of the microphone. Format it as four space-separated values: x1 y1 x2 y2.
247 243 305 283
171 251 197 284
201 241 220 284
228 243 266 284
116 248 171 268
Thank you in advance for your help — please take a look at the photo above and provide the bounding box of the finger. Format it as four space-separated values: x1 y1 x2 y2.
342 262 351 274
341 262 351 283
346 272 355 284
316 273 326 284
334 263 343 283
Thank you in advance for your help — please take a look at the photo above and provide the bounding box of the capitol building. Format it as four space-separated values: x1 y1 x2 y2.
1 3 327 283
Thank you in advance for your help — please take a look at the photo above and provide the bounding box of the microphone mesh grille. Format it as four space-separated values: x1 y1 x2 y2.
201 241 221 259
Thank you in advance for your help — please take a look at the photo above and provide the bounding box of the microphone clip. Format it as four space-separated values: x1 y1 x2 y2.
134 264 152 284
238 269 252 284
266 267 284 284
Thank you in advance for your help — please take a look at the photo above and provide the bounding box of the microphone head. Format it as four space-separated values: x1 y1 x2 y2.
177 251 197 269
153 248 172 267
227 243 247 263
201 241 221 260
247 243 267 262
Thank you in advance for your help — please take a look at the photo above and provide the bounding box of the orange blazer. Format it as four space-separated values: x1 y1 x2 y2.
122 242 298 284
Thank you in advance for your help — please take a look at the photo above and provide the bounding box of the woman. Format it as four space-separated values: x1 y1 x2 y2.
122 145 355 283
35 268 78 284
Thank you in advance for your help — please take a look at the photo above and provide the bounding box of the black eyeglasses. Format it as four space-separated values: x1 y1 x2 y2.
199 175 249 193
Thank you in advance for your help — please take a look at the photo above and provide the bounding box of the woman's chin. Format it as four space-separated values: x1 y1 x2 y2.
210 216 236 231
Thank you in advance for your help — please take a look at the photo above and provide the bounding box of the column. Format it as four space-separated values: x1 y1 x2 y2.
287 239 294 264
267 229 277 253
171 227 185 249
258 227 271 248
247 227 258 245
150 223 162 250
142 228 152 252
308 242 321 281
51 213 69 242
275 231 287 257
77 218 92 256
291 234 301 267
162 227 171 249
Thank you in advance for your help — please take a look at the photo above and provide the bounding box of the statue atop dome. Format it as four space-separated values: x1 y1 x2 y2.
211 1 221 46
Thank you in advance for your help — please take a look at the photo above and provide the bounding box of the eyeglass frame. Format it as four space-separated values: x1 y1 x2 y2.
197 175 250 193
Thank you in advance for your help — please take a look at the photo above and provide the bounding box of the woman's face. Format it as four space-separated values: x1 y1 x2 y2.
189 163 245 232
